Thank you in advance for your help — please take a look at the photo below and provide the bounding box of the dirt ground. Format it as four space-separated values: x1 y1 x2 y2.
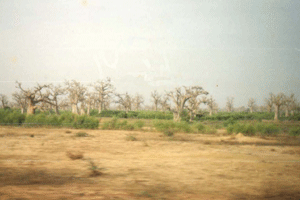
0 126 300 200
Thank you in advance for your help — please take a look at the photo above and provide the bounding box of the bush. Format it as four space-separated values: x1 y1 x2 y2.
193 123 205 132
133 120 145 130
76 132 88 137
24 113 47 127
289 127 300 136
226 123 256 136
223 117 237 127
101 117 135 130
256 123 280 136
72 115 99 129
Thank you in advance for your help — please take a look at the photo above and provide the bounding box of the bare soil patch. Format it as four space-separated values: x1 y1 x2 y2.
0 126 299 199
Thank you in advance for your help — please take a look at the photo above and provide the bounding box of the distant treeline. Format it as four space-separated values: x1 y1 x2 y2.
0 109 299 129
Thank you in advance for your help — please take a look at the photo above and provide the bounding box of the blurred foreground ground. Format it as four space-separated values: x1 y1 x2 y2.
0 126 299 200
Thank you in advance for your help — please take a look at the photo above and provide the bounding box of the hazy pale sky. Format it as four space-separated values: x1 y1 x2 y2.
0 0 299 108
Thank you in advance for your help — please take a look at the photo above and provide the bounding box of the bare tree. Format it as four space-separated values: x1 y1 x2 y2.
115 92 132 112
186 95 208 122
160 95 171 112
151 90 161 111
270 93 286 121
166 86 208 122
65 80 86 114
15 81 51 114
248 98 256 113
226 97 234 112
12 91 27 114
0 94 9 108
85 92 95 116
206 96 218 116
45 84 65 114
265 98 273 113
92 78 114 114
133 93 144 111
289 94 298 116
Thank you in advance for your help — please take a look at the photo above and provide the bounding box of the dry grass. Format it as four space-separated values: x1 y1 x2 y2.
0 126 299 199
66 151 84 160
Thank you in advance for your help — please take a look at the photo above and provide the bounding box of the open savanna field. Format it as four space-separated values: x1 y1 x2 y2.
0 119 300 200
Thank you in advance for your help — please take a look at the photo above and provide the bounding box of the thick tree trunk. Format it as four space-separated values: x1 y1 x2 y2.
250 107 253 113
285 108 289 117
54 102 60 115
27 100 35 114
87 104 91 116
173 112 181 122
72 104 78 114
21 107 24 114
155 104 158 111
27 105 35 114
209 109 213 116
274 105 279 121
189 111 194 122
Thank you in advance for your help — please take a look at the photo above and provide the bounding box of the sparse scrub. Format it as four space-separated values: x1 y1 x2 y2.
126 135 137 141
226 122 281 136
76 132 88 137
289 127 300 136
193 122 206 133
101 117 136 130
133 120 145 130
66 151 84 160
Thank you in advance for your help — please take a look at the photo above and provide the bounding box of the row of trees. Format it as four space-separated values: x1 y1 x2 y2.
0 78 299 121
225 93 299 120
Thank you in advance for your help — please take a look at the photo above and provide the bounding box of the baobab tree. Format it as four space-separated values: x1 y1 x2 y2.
115 92 132 113
166 86 208 122
92 78 114 114
45 84 65 114
151 90 161 111
12 91 27 114
248 98 256 113
160 95 171 112
15 81 51 114
133 94 144 111
226 97 234 112
65 80 86 114
265 98 273 113
185 95 208 122
283 93 297 117
270 92 286 121
206 96 218 116
85 92 95 116
0 94 9 108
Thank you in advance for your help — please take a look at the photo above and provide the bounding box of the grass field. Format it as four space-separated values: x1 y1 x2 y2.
0 124 299 199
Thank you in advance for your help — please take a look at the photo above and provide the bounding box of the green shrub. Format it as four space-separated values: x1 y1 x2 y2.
255 123 280 136
226 125 234 134
289 127 300 136
203 126 217 134
72 115 99 129
223 117 237 127
101 117 135 130
133 120 145 130
177 121 192 133
193 123 206 132
243 124 256 136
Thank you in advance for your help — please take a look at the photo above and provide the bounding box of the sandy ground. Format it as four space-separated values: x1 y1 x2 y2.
0 126 300 200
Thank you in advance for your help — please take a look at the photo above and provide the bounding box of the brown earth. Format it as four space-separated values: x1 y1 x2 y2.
0 126 299 200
